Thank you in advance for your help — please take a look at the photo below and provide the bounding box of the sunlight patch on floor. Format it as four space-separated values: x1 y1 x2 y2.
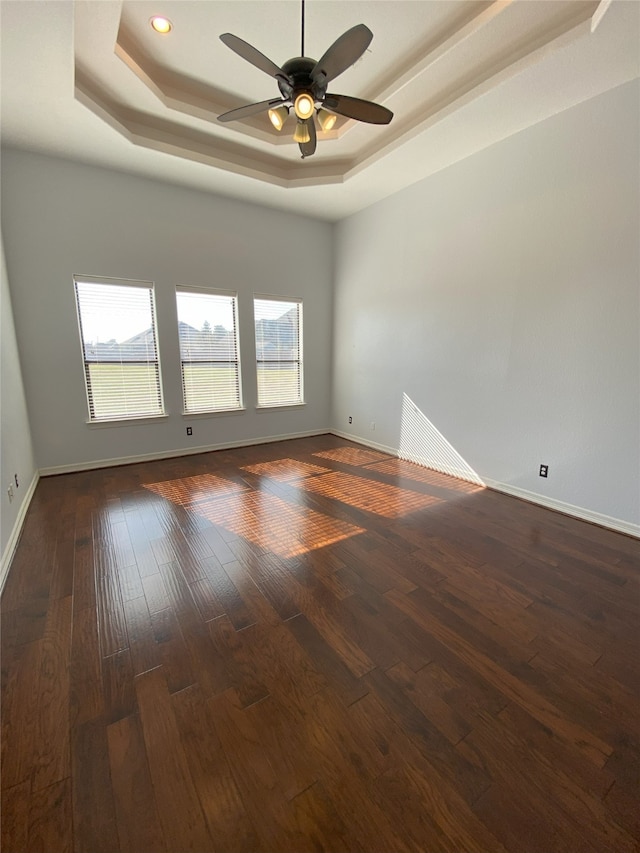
366 458 483 494
298 470 441 518
190 491 365 559
143 473 247 507
241 458 331 480
313 447 389 466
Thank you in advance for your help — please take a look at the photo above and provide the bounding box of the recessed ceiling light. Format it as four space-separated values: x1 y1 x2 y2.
150 16 172 34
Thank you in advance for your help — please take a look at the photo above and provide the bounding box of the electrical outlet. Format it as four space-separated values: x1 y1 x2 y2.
348 416 352 424
7 485 13 503
370 422 376 431
186 427 193 436
539 464 549 478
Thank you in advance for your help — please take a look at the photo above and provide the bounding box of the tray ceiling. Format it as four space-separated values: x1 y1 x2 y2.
1 0 638 219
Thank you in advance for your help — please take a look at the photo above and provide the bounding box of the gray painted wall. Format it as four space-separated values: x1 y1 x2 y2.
332 81 639 530
1 151 334 472
1 230 37 574
2 81 638 541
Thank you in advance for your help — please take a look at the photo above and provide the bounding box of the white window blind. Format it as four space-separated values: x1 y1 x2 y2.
254 297 303 407
74 277 164 421
176 288 242 413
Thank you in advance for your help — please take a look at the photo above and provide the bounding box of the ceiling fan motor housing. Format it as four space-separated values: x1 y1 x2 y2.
279 57 325 104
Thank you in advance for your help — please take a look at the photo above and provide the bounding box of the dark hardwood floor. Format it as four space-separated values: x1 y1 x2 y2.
1 434 638 852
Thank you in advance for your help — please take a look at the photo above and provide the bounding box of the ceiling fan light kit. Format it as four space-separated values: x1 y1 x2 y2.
317 109 337 132
217 0 393 158
293 121 311 144
268 106 289 131
294 92 315 121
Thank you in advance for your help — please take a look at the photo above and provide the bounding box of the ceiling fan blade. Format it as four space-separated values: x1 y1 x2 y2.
218 98 285 123
311 24 373 86
220 33 284 79
299 116 317 158
323 93 393 125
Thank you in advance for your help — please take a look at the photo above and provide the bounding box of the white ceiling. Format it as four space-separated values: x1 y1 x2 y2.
1 0 638 221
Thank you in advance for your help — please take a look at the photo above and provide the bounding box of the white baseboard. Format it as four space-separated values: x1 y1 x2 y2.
329 431 639 539
38 429 330 476
329 429 398 457
0 470 40 593
483 478 640 539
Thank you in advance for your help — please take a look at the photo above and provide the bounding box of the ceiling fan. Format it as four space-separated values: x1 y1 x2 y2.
217 0 393 158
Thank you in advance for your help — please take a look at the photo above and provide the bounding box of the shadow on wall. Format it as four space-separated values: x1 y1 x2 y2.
399 393 484 486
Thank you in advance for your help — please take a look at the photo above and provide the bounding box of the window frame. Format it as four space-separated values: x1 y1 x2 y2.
175 285 243 415
74 275 165 424
253 294 304 409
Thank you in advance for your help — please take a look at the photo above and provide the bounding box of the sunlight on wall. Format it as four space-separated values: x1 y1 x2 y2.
399 394 485 487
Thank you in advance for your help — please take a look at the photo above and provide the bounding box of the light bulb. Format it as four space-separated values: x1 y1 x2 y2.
150 16 172 33
294 93 314 121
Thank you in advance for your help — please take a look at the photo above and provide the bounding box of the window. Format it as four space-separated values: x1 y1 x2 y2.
254 297 303 407
74 277 164 422
176 287 242 413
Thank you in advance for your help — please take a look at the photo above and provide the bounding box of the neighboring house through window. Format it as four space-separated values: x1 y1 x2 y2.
254 296 303 407
74 276 164 421
176 287 242 413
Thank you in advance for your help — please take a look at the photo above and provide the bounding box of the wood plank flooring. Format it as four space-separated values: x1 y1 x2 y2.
1 434 638 852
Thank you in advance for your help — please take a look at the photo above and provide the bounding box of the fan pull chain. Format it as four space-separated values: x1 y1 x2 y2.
301 0 305 56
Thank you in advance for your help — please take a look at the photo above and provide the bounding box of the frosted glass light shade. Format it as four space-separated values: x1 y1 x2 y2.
268 107 288 130
293 121 311 144
317 109 337 132
294 93 314 120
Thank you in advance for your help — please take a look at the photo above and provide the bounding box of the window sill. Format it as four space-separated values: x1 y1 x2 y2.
86 414 169 429
183 408 246 419
256 402 306 412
